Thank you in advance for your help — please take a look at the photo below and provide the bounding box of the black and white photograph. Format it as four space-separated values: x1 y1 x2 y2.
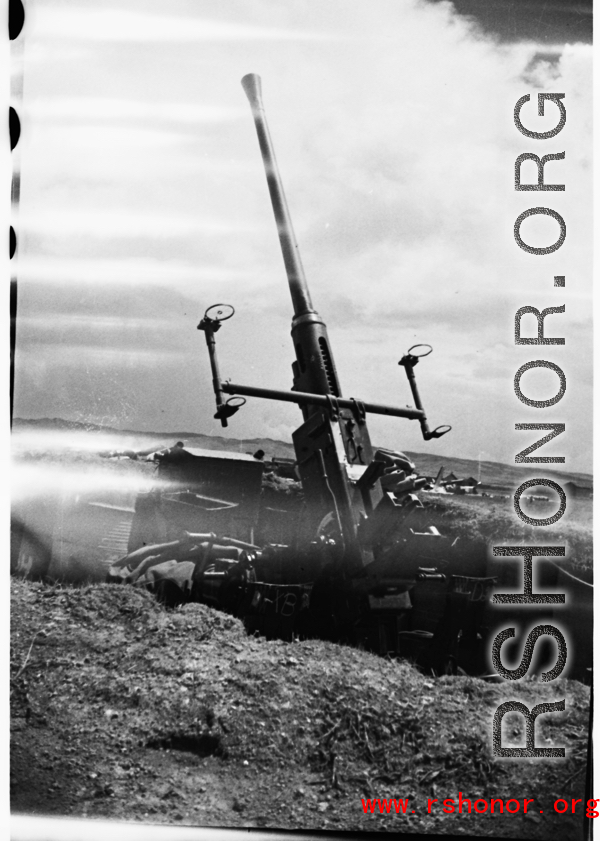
9 1 594 839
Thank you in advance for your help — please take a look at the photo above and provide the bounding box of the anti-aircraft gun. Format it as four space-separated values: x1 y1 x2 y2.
113 75 495 674
193 75 494 671
199 75 448 561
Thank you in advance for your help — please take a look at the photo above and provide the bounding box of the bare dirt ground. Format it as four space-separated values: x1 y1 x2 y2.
11 577 590 839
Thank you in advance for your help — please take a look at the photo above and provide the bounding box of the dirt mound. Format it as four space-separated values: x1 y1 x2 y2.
11 578 590 836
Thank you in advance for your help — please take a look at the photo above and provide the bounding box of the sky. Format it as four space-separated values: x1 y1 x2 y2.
436 0 592 44
10 0 593 472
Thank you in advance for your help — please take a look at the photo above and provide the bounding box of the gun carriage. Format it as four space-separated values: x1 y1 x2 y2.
106 74 496 676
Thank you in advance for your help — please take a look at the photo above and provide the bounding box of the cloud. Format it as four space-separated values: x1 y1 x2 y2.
19 313 178 332
25 97 246 125
20 209 261 239
16 258 264 300
18 343 181 367
22 123 189 162
14 0 592 470
15 314 178 351
29 6 334 43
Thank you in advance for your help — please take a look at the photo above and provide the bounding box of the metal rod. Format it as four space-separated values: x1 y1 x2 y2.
402 363 430 437
186 533 261 551
203 325 227 427
221 381 425 420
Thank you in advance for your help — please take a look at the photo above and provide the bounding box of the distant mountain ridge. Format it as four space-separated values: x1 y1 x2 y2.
12 417 298 460
13 417 592 488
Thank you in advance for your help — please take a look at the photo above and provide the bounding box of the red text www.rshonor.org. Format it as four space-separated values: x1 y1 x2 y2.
361 794 600 818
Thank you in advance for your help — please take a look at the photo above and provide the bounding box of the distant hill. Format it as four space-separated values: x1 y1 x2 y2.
403 451 592 492
12 417 297 460
12 417 592 489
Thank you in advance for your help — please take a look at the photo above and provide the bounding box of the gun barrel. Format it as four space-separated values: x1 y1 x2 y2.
241 73 314 317
242 74 343 406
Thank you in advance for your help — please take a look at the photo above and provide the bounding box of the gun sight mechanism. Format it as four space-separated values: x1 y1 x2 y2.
199 304 450 440
198 74 450 443
197 304 245 427
399 345 451 440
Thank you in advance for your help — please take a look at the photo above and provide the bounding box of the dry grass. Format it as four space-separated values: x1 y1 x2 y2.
423 494 592 581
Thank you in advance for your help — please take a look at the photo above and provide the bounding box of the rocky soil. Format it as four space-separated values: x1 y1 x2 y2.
10 578 591 838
